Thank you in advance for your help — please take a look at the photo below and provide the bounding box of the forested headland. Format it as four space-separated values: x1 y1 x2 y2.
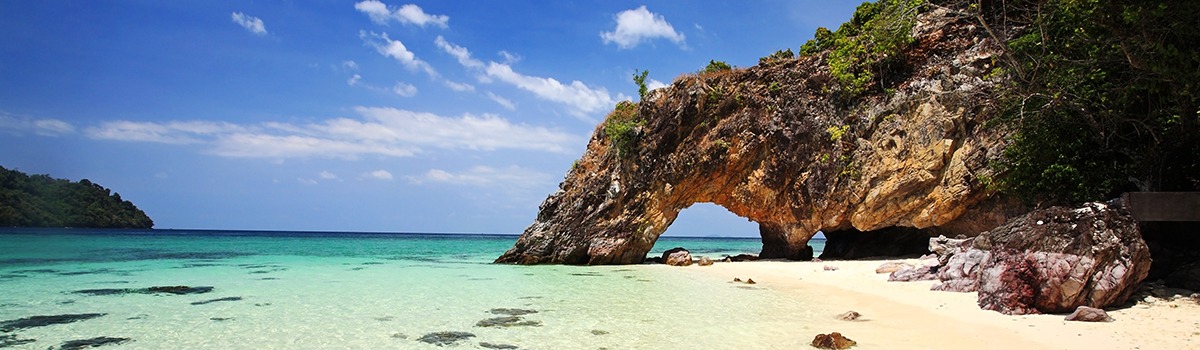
0 166 154 228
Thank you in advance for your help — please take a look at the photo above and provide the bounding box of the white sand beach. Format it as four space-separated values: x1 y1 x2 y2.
699 259 1200 350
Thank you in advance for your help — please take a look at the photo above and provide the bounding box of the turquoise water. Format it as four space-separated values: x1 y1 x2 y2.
0 229 828 349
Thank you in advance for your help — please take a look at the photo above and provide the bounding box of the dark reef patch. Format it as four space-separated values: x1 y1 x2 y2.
73 285 214 296
56 336 130 350
1 333 36 348
479 342 519 349
0 313 106 332
416 331 475 346
190 297 243 305
475 316 542 328
489 308 538 316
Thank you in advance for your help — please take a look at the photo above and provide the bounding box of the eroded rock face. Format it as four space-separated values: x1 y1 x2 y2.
663 247 693 266
496 6 1020 265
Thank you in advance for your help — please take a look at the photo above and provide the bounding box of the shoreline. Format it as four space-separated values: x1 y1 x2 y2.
691 259 1200 349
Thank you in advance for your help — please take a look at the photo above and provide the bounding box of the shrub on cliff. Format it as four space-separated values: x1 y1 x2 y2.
799 0 924 98
604 101 643 159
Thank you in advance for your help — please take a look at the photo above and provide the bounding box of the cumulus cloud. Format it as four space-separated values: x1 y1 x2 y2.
409 165 549 188
354 1 448 28
600 6 685 49
0 114 75 136
347 74 362 86
364 169 394 180
360 31 436 77
85 107 580 159
434 35 483 68
231 12 267 36
393 82 418 97
486 92 516 110
647 78 668 91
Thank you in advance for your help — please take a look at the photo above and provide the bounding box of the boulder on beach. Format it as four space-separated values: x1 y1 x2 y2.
811 332 856 349
974 201 1150 315
662 247 692 266
836 311 861 321
1064 306 1114 322
697 256 714 266
874 262 911 274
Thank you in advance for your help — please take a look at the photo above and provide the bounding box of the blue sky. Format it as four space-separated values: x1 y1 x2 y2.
0 1 860 236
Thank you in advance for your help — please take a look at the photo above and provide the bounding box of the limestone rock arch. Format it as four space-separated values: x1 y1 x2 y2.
496 9 1021 265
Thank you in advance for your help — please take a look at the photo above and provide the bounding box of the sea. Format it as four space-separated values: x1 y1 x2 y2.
0 229 828 349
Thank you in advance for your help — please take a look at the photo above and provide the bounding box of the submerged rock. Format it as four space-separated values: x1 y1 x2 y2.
190 297 243 305
0 313 106 332
73 285 214 296
56 336 130 350
489 308 538 316
417 331 475 346
479 342 519 349
475 316 541 328
0 334 36 347
811 332 857 349
1064 306 1114 322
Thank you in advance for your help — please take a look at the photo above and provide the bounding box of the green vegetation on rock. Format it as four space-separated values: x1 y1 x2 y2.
604 101 644 159
0 166 154 228
990 0 1200 204
800 0 924 97
701 60 732 74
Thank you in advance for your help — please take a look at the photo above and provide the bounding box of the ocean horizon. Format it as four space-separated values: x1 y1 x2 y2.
1 228 828 349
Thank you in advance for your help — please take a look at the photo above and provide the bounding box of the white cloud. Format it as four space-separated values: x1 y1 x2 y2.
498 51 521 64
393 82 418 97
0 114 75 136
432 36 623 118
354 0 392 24
231 12 267 36
486 92 516 110
409 165 549 188
485 62 622 117
647 78 667 91
86 107 580 159
319 171 340 180
343 60 359 70
361 31 436 77
600 6 685 49
86 120 244 144
347 74 362 86
298 178 319 185
443 80 475 92
434 35 483 68
354 1 448 28
364 169 394 180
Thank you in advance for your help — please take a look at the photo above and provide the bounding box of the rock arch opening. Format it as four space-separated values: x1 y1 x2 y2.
659 203 757 238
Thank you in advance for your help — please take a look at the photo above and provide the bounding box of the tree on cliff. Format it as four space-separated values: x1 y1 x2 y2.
980 0 1200 203
0 166 154 228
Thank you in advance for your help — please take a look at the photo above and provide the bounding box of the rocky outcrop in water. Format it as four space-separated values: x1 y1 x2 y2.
496 6 1021 265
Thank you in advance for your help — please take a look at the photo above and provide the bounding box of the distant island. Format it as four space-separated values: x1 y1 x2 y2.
0 166 153 228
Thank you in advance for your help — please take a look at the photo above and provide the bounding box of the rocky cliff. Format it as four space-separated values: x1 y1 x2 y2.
497 6 1024 265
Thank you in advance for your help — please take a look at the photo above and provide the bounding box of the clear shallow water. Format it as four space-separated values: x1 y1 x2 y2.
0 229 828 349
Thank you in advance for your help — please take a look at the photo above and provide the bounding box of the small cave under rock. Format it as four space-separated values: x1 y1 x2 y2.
819 227 936 260
1140 221 1200 287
